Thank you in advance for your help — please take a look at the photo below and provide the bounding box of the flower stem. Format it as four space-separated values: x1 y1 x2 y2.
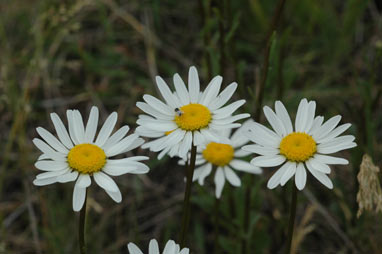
285 184 298 254
179 144 197 248
79 189 88 254
213 197 221 254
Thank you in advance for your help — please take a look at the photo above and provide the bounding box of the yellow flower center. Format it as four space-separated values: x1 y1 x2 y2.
67 144 106 174
279 132 317 162
202 142 234 167
174 104 212 131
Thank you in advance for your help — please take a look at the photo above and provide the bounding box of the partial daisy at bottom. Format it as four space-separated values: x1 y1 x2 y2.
127 239 189 254
242 98 356 190
33 106 149 211
180 120 262 198
136 66 249 159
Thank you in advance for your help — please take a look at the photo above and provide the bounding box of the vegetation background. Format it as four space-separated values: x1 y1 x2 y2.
0 0 381 253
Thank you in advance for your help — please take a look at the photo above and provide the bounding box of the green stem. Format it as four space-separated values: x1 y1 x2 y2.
79 189 88 254
179 144 197 248
285 184 298 254
213 197 221 254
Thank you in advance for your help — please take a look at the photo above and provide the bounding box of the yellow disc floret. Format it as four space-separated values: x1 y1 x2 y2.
279 132 317 162
202 142 234 167
174 104 211 131
67 144 106 174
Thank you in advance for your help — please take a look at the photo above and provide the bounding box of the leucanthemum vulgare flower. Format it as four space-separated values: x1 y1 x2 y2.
180 120 262 198
127 239 189 254
243 98 356 190
136 66 249 159
33 106 149 211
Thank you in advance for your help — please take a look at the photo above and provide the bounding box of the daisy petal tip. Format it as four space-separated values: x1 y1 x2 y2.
295 182 305 191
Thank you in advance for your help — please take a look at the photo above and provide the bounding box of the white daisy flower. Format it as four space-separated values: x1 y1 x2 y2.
243 98 357 190
136 66 249 159
32 106 149 211
180 120 262 198
127 239 189 254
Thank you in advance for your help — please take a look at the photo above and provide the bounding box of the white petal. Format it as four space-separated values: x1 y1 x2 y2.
209 82 237 111
241 144 279 156
303 101 316 132
103 125 130 150
317 135 355 149
245 122 281 148
308 116 324 135
214 168 225 198
200 75 222 106
212 113 250 125
267 162 289 189
122 138 145 153
316 123 351 143
66 110 80 145
38 154 50 160
95 112 118 147
229 159 262 174
84 106 99 143
149 239 160 254
179 132 192 158
193 130 206 146
163 240 177 254
35 160 68 171
105 133 139 157
151 129 185 152
317 142 357 154
250 155 285 167
173 73 190 105
33 177 58 186
136 118 177 132
136 102 173 120
306 166 333 189
295 99 309 132
200 128 220 143
93 171 119 192
104 188 122 203
197 164 212 185
312 115 341 140
295 163 307 190
50 113 73 149
209 123 241 130
306 158 331 174
76 174 91 188
127 243 143 254
36 127 68 153
280 162 297 186
143 95 174 116
188 66 200 103
156 76 181 108
72 183 86 212
313 154 348 165
263 106 286 137
57 171 79 183
180 249 190 254
36 168 69 179
213 100 246 119
33 138 66 161
73 110 85 143
275 101 293 134
224 166 241 187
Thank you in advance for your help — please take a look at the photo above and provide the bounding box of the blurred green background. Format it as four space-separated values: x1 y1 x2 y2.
0 0 381 253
